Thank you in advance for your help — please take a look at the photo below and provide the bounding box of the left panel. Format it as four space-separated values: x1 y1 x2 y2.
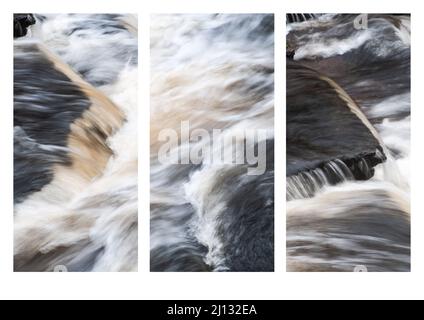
13 14 138 271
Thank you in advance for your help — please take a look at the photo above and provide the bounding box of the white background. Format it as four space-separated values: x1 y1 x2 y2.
0 0 421 300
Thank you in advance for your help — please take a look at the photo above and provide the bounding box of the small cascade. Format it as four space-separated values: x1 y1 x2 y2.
286 14 317 24
286 152 388 201
287 159 351 200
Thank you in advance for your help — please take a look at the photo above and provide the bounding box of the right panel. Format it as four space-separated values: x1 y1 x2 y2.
286 14 410 272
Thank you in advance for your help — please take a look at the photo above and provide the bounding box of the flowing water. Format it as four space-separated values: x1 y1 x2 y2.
13 13 408 273
287 14 410 272
14 14 138 271
150 14 275 271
